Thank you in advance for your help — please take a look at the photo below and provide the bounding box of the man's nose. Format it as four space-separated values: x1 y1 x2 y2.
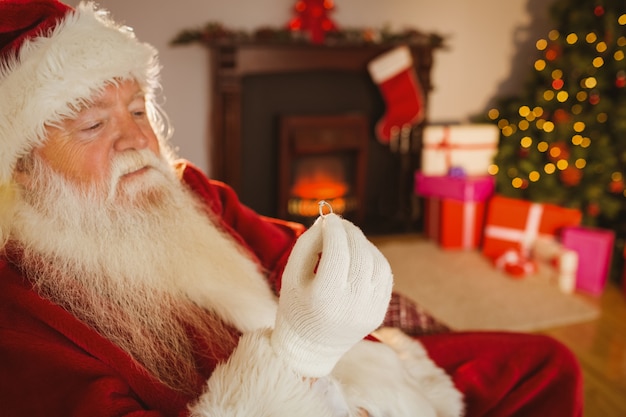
114 114 150 151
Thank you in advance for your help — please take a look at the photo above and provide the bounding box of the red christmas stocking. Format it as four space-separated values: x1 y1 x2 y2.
367 46 425 144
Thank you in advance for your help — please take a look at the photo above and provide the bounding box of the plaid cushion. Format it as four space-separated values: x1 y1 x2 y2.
380 292 451 336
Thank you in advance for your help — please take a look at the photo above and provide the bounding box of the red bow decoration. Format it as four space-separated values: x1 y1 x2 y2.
494 249 537 278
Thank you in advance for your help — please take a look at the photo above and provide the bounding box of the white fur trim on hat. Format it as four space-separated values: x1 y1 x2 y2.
0 2 160 184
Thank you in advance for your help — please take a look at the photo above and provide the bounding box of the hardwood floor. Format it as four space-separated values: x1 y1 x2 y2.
540 282 626 417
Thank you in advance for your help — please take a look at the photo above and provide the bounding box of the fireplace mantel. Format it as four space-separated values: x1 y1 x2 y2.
207 42 438 193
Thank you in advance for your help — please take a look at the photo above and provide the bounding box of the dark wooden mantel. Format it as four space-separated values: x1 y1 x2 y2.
207 41 438 193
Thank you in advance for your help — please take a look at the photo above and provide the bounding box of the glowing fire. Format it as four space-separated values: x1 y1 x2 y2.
288 156 352 217
291 174 348 200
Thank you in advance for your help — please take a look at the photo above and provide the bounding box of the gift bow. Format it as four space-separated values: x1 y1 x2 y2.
494 249 537 277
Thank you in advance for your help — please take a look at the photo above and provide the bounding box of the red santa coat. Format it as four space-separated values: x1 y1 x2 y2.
0 161 307 416
0 161 584 417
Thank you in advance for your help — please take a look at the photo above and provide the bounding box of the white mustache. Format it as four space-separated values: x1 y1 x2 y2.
107 150 167 200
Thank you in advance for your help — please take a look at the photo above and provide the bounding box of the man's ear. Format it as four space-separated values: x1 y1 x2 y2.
12 155 34 190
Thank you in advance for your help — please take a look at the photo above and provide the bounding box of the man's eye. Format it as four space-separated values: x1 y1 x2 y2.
82 122 102 131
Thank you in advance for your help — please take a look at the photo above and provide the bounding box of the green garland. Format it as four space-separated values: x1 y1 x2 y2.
171 22 446 48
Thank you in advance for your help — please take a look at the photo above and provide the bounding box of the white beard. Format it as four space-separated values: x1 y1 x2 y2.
9 149 278 393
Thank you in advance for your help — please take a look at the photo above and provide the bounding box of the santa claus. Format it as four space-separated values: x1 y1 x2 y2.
0 1 583 416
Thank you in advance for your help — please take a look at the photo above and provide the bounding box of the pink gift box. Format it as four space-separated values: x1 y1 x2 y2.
418 172 493 250
414 171 495 202
561 226 615 296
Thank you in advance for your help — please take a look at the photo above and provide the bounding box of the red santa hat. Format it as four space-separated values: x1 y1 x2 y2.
0 0 160 184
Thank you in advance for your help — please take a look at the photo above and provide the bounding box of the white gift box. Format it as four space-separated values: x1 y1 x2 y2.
532 237 579 293
421 124 500 176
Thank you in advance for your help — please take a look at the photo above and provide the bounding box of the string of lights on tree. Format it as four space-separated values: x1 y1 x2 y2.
486 1 626 228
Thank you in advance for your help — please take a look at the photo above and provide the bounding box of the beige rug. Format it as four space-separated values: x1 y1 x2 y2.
372 236 600 332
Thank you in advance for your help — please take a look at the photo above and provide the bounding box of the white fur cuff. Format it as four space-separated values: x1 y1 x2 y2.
189 329 346 417
332 329 464 417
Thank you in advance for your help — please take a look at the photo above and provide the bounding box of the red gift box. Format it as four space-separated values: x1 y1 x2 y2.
482 195 582 259
419 172 493 250
561 226 615 296
424 198 486 250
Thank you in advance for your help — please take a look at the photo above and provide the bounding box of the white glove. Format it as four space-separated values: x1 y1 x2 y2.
271 213 393 377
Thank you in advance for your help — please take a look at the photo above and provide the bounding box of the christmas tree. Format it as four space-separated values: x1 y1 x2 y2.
486 0 626 229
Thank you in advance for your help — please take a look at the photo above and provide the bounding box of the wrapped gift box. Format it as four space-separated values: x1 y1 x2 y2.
441 199 486 249
532 237 579 293
421 124 499 176
482 195 582 259
414 171 495 201
418 173 494 250
424 198 486 250
561 226 615 296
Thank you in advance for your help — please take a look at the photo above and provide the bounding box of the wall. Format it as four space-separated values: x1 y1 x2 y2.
69 0 555 173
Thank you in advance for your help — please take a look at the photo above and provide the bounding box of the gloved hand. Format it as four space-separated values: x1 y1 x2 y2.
271 213 393 377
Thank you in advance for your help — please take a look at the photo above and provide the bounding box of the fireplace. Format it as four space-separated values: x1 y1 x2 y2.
278 114 369 225
207 42 437 233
